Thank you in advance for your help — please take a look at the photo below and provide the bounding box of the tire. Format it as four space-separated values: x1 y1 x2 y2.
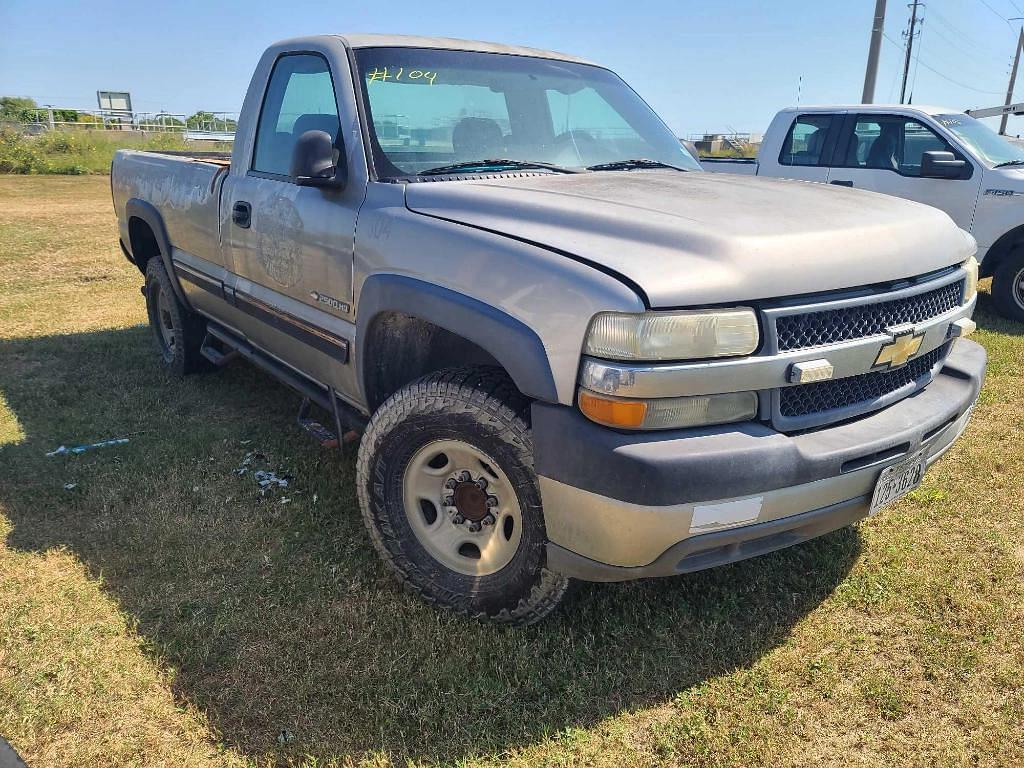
992 246 1024 323
356 366 569 625
144 259 207 376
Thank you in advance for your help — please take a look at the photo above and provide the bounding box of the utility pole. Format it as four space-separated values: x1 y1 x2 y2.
900 0 923 105
862 0 887 103
1000 27 1024 135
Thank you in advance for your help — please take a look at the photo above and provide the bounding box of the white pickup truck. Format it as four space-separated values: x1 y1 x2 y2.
702 105 1024 321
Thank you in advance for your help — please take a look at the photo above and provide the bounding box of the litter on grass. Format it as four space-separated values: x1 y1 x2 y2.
63 483 77 491
254 470 289 489
46 438 129 457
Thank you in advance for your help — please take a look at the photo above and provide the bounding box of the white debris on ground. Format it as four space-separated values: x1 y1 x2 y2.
234 448 294 497
46 437 129 457
254 470 289 489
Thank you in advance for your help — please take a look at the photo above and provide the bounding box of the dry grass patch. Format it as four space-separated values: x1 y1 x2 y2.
0 175 1022 767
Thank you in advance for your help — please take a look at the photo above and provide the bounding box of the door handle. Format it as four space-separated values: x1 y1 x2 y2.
232 201 252 228
830 180 853 187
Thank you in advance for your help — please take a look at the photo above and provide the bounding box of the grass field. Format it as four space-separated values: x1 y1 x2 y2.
0 175 1022 767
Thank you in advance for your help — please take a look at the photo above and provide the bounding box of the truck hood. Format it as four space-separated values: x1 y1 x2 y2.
404 171 976 307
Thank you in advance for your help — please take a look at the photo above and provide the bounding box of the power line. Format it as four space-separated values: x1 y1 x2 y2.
926 11 1011 66
883 32 1007 94
931 4 1009 53
975 0 1018 30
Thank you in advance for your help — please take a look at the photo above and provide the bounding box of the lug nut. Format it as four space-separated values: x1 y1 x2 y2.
486 495 498 508
474 478 488 490
459 470 472 482
482 514 495 526
444 478 458 490
469 521 481 532
443 496 455 507
453 514 465 525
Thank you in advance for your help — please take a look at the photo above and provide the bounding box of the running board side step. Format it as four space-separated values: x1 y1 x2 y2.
200 332 239 367
203 322 367 447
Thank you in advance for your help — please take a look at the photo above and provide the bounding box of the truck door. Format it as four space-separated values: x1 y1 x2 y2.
772 113 842 183
221 52 358 385
826 114 981 231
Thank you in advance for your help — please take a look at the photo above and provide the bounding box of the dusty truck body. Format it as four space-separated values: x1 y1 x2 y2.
112 35 985 625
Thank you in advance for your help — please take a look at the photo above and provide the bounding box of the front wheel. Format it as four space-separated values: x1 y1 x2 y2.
355 367 569 625
992 247 1024 323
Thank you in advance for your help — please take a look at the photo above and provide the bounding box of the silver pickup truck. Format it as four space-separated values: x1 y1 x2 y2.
112 34 986 625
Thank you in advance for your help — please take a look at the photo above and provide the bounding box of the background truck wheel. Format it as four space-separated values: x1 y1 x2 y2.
356 366 569 625
144 260 207 376
992 246 1024 323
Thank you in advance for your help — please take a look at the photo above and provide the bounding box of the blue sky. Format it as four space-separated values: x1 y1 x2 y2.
2 0 1023 136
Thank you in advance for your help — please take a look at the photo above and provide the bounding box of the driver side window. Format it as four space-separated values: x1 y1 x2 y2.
842 115 953 176
252 54 340 178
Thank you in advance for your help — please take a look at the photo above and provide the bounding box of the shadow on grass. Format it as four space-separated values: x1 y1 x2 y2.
0 326 861 764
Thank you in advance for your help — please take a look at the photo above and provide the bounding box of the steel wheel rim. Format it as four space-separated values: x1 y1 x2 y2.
1014 267 1024 310
402 439 523 576
154 286 176 358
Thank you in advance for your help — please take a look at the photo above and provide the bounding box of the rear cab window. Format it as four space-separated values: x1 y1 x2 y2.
779 114 836 166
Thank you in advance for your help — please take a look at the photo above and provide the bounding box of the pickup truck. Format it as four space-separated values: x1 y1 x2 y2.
112 36 985 625
702 104 1024 322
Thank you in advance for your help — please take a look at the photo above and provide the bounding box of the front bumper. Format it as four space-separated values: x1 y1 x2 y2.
534 339 986 582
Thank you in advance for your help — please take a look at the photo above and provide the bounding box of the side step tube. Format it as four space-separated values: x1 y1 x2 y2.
203 323 367 438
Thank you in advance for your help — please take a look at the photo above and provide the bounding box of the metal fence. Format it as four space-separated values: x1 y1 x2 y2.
7 109 239 141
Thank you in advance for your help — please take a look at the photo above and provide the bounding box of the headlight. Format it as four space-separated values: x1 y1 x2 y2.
963 256 979 305
578 389 758 430
584 308 759 361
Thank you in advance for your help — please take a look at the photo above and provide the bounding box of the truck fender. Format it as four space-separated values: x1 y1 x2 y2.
125 198 191 309
356 274 558 404
981 222 1024 278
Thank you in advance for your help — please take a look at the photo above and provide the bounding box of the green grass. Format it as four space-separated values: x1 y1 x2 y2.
0 129 230 175
1 175 1023 767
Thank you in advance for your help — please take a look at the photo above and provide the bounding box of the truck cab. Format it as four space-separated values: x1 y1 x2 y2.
704 104 1024 321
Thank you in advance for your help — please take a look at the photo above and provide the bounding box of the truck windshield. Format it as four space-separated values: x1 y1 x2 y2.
934 114 1024 167
352 47 700 178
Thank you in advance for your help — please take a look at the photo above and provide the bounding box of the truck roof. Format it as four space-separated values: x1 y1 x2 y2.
332 33 595 65
777 104 959 117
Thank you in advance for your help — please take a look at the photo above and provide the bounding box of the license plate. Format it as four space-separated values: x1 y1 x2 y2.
869 451 926 516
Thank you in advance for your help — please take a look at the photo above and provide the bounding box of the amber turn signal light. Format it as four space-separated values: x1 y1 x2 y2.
578 391 648 428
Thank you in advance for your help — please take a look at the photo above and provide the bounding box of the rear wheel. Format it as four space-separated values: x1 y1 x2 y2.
356 366 569 625
144 260 207 376
992 246 1024 323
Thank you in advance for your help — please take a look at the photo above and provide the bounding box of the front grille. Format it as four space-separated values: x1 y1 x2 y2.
776 279 963 351
779 345 946 418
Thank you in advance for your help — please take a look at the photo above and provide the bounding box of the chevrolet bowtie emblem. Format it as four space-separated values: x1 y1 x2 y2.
874 326 925 369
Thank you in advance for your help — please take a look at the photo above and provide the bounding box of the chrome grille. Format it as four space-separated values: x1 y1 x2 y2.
779 345 946 419
776 279 963 351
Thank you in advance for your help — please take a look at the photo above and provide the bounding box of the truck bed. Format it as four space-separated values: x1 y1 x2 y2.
111 149 229 261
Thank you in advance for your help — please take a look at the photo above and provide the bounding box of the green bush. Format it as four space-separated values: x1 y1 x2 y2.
0 128 231 175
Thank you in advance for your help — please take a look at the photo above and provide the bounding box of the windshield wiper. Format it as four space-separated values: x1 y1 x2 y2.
586 158 690 172
418 159 581 176
993 159 1024 167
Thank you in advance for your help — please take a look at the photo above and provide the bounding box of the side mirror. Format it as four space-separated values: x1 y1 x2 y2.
290 129 346 189
921 150 967 179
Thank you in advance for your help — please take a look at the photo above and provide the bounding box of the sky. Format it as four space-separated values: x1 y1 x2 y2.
2 0 1024 136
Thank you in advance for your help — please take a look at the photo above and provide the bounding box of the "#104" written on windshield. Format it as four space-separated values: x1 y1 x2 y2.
367 67 438 85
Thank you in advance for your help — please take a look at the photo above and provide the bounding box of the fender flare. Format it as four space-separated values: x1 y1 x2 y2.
356 274 558 404
125 198 191 308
